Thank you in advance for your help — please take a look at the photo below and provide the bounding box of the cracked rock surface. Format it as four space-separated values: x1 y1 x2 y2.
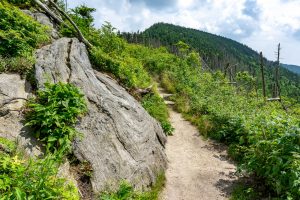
35 37 167 193
0 74 43 156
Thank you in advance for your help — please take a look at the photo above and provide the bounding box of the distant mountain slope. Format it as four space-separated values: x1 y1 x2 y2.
138 23 300 99
281 64 300 75
143 23 258 68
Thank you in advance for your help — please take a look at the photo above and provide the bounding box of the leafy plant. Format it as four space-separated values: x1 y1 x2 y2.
142 94 174 135
99 173 165 200
0 152 79 199
7 0 32 7
0 137 17 155
26 82 87 154
0 1 50 74
230 185 259 200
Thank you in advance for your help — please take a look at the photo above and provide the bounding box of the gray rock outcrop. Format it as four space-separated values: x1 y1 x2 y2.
35 37 167 193
0 74 42 156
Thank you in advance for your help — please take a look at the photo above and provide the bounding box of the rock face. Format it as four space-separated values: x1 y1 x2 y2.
22 10 59 40
35 37 167 193
0 74 42 156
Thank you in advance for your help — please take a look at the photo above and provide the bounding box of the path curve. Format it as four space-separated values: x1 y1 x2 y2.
159 89 237 200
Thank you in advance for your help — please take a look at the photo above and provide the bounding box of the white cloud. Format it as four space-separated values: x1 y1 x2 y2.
68 0 300 65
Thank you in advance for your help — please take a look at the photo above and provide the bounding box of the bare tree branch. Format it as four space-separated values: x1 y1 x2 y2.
32 0 65 25
48 0 93 48
135 84 153 96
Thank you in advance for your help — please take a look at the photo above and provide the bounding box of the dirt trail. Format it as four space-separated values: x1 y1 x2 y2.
159 89 237 200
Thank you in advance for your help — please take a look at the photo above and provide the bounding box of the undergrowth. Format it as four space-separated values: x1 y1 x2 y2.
0 138 79 199
154 43 300 199
99 173 165 200
0 1 50 74
25 82 87 155
230 185 259 200
142 94 173 135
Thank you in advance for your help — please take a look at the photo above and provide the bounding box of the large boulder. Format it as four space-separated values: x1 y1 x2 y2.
0 74 42 156
35 37 167 193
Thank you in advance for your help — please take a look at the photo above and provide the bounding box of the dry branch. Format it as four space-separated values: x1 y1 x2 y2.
135 84 153 96
48 0 93 48
32 0 65 25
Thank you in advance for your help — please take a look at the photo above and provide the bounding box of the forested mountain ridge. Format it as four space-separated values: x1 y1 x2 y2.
143 23 258 67
121 22 300 100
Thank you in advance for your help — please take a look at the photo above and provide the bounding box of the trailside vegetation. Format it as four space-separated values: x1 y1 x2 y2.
0 81 86 199
25 82 87 155
0 137 80 199
2 1 299 199
155 44 300 199
99 174 165 200
122 23 300 101
59 4 300 198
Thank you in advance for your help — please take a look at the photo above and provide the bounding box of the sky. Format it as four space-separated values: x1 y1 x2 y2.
68 0 300 66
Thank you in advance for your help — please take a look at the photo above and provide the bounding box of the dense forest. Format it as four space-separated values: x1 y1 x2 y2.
1 1 300 200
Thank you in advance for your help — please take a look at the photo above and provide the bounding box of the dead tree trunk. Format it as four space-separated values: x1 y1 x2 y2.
275 43 281 98
260 52 266 100
32 0 65 24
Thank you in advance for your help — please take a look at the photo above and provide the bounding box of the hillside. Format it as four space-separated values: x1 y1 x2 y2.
282 63 300 74
1 1 300 200
122 23 300 100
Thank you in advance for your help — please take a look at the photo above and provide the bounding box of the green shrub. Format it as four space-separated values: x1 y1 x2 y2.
99 173 165 200
26 82 87 154
132 41 300 199
0 55 34 74
7 0 32 7
0 153 79 199
91 46 152 89
0 137 17 154
0 1 50 73
142 94 174 135
161 73 176 93
242 112 300 199
230 185 259 200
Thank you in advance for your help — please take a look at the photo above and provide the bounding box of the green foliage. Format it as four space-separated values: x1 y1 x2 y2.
242 111 300 199
142 94 174 135
0 137 17 154
230 185 259 200
125 22 300 100
0 1 50 74
87 24 151 89
0 152 79 199
99 174 165 200
141 41 300 198
91 46 152 89
26 82 87 154
7 0 32 7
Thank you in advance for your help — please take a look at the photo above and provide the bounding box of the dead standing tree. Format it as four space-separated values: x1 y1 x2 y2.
268 43 282 101
274 43 281 99
260 52 266 101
